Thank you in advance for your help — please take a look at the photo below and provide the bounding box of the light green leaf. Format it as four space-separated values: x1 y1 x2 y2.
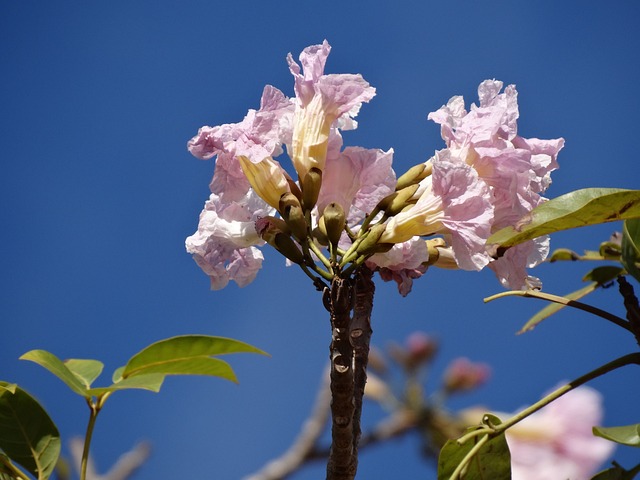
122 335 268 383
87 374 166 396
438 415 511 480
64 359 104 388
594 424 640 447
622 219 640 283
20 350 87 397
488 188 640 249
111 366 125 383
0 382 60 480
517 266 623 334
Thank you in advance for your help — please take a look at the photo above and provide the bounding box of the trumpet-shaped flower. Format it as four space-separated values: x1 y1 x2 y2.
380 152 494 272
287 40 376 179
366 238 429 296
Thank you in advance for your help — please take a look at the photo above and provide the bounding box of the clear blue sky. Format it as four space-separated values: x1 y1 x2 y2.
2 2 639 478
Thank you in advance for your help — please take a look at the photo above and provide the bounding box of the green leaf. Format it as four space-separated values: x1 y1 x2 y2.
488 188 640 249
438 415 511 480
20 350 88 397
64 359 104 388
0 382 60 480
517 266 623 334
111 366 125 383
594 424 640 447
122 335 268 384
622 219 640 283
87 373 166 396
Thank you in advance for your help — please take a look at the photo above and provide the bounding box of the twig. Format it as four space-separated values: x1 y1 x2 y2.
617 276 640 345
243 365 332 480
69 437 151 480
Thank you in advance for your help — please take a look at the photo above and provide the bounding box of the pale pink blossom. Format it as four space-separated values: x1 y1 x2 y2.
287 40 376 179
380 152 494 272
318 131 395 224
367 238 429 296
428 80 564 289
185 191 273 289
506 386 615 480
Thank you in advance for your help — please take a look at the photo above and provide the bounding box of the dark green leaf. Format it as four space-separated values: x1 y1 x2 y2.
592 461 640 480
488 189 640 249
594 424 640 447
622 219 640 283
0 382 60 480
583 266 626 284
122 335 267 383
438 415 511 480
64 359 104 388
20 350 87 397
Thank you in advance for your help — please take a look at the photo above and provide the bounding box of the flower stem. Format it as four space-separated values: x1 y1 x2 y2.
484 289 632 332
80 393 111 480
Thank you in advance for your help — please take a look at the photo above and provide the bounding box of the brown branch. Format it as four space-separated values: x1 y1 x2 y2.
618 276 640 345
350 266 375 461
243 365 332 480
326 277 357 480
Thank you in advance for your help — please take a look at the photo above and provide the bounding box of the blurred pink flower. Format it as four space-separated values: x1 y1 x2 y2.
442 357 491 392
506 386 615 480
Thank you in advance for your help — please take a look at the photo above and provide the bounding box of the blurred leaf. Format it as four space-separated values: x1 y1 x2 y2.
64 359 104 388
594 424 640 447
622 219 640 283
0 382 60 480
20 350 87 397
87 374 166 396
488 188 640 249
122 335 268 384
0 384 16 394
592 461 640 479
438 415 511 480
518 266 623 334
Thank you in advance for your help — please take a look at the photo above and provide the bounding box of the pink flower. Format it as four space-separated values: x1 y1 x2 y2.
428 80 564 289
506 386 615 480
442 357 491 392
185 191 273 289
367 238 429 296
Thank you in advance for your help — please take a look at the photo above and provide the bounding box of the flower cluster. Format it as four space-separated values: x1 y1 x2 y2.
186 41 564 294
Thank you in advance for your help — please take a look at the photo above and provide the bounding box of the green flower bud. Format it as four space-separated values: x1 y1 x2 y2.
274 232 305 264
279 193 308 241
301 167 322 211
322 202 346 247
355 224 387 256
385 184 419 216
395 162 432 190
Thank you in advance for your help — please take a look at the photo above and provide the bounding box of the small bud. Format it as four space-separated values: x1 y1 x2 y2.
395 161 432 191
354 224 387 256
301 167 322 212
274 232 305 264
279 193 308 241
405 332 438 369
322 202 346 247
255 216 290 243
443 357 491 393
385 184 419 216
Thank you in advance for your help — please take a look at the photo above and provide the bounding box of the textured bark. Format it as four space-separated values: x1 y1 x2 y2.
325 277 357 480
350 266 375 461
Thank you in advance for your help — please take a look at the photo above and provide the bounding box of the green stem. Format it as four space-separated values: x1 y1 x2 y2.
484 289 632 332
308 241 333 273
80 393 111 480
0 455 30 480
449 434 490 480
458 352 640 445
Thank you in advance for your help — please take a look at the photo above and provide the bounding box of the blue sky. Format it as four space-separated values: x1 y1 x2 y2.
2 2 640 478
